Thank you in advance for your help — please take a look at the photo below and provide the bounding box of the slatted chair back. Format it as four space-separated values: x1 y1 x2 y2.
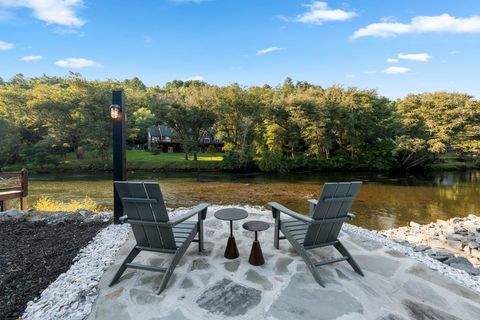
115 181 177 250
303 182 362 246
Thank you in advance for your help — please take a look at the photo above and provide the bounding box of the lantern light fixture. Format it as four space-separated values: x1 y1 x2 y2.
110 104 121 120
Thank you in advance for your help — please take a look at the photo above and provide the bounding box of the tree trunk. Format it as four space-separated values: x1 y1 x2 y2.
184 152 189 160
193 152 197 161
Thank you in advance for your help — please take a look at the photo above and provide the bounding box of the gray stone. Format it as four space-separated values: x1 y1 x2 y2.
447 234 465 241
223 261 240 272
354 255 400 277
444 256 473 268
376 314 407 320
180 277 194 289
446 240 463 251
268 273 363 320
274 257 293 275
345 232 383 250
386 250 406 257
468 241 480 249
196 278 261 317
413 245 431 252
403 299 461 320
189 258 210 271
428 239 444 248
245 269 273 290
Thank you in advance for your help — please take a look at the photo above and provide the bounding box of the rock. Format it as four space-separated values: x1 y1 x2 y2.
471 249 480 259
444 257 473 268
406 235 422 243
468 241 480 249
196 278 261 317
414 245 431 252
403 299 462 320
446 240 463 251
409 221 420 228
447 234 464 242
428 239 444 249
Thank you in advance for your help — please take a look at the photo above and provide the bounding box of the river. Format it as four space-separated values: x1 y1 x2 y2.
27 170 480 230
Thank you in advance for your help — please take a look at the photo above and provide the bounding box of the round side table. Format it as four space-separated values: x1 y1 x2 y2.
243 221 270 266
214 208 248 259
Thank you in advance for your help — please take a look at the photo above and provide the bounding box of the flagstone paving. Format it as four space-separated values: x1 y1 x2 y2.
88 212 480 320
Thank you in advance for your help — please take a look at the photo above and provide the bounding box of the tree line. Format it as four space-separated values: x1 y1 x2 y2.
0 73 479 172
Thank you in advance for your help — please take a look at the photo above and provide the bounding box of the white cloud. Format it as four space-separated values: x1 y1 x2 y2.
398 52 431 62
345 74 356 78
284 1 356 25
387 58 398 63
186 75 204 81
450 50 459 55
0 0 85 27
20 55 42 61
55 57 101 68
0 40 13 50
353 13 480 39
382 66 410 74
256 46 283 56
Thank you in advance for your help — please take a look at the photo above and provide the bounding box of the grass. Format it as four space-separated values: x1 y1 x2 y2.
3 150 225 172
429 152 480 171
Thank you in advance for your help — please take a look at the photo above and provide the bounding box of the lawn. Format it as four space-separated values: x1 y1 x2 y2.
2 150 225 172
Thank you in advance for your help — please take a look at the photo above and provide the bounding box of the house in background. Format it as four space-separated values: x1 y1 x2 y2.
147 125 224 152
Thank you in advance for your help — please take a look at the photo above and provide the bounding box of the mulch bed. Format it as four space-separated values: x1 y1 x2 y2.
0 219 110 320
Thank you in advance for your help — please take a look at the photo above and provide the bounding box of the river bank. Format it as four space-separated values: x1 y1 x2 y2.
3 150 479 174
382 214 480 275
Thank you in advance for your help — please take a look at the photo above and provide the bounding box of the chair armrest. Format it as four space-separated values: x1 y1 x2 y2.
170 203 210 225
307 199 318 215
347 212 355 220
119 215 129 224
268 202 313 224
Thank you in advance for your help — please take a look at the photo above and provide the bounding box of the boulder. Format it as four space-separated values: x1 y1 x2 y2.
414 245 431 252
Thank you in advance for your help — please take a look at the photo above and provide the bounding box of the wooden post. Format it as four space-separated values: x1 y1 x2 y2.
112 90 127 224
20 168 28 210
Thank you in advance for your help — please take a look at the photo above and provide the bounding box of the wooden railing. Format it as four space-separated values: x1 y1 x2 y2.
0 169 28 211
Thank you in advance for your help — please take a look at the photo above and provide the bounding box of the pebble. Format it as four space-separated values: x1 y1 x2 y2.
21 222 130 320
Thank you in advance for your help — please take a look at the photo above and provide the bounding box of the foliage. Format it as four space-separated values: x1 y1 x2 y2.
1 74 479 172
33 196 100 212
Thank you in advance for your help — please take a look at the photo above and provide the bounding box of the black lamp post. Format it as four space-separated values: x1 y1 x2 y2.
111 90 126 224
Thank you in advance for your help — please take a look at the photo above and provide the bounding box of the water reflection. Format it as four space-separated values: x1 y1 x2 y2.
28 170 480 230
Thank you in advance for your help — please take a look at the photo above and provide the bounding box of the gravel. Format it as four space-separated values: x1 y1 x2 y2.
21 222 130 320
342 223 480 293
0 215 110 319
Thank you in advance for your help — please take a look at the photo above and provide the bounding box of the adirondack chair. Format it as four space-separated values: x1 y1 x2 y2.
110 181 209 294
269 181 363 287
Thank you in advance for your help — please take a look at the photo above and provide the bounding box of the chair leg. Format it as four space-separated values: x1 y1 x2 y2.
110 247 141 286
282 225 325 287
274 210 280 249
157 228 197 294
197 214 204 252
335 241 364 276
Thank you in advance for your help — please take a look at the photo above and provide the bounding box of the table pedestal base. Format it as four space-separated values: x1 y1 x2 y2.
224 236 239 259
248 240 265 266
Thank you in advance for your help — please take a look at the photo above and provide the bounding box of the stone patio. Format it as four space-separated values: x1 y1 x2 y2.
88 210 480 320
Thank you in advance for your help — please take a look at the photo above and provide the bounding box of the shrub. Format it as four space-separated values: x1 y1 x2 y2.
257 151 285 172
33 196 100 212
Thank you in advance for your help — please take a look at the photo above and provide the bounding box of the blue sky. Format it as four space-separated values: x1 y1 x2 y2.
1 0 479 98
